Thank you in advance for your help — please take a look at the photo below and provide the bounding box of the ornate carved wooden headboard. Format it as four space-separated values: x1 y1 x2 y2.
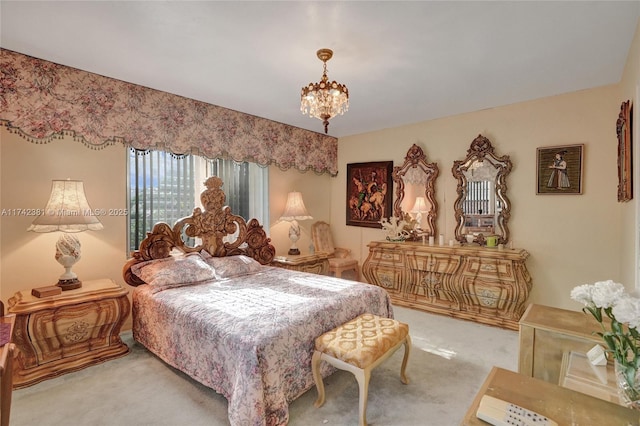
123 176 276 286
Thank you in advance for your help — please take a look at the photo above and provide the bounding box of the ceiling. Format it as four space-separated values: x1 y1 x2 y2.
1 1 639 138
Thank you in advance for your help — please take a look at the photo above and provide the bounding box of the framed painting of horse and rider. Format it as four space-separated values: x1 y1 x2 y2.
346 161 393 228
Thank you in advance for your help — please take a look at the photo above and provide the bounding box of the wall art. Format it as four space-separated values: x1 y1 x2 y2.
536 144 584 195
346 161 393 227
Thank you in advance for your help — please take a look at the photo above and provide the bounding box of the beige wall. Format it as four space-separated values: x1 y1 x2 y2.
334 84 625 311
0 131 128 303
328 18 640 312
268 167 332 256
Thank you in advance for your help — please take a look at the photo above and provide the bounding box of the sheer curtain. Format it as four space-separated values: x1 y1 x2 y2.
130 150 269 252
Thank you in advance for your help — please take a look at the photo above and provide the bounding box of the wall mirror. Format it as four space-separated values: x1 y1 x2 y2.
452 135 512 245
392 144 439 239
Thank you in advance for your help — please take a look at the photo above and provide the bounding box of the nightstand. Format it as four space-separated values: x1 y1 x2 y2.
7 278 130 388
271 252 330 275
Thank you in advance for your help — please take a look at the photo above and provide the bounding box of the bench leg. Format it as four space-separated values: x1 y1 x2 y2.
311 350 326 408
400 334 411 384
354 368 370 426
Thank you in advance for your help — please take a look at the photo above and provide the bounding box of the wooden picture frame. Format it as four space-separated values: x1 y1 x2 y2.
536 144 584 195
617 100 633 202
346 161 393 227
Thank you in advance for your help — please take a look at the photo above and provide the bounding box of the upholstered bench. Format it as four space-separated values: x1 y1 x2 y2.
311 313 411 426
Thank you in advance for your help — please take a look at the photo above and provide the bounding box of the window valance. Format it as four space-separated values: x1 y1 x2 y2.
0 49 338 176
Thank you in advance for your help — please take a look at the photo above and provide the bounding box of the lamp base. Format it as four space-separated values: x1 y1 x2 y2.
288 248 301 255
57 278 82 291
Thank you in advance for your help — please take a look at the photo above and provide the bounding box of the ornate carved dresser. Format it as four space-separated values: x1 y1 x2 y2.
362 241 532 330
7 278 130 388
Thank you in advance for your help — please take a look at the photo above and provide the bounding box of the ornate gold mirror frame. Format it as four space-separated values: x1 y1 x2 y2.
452 135 512 245
392 144 439 239
617 100 633 202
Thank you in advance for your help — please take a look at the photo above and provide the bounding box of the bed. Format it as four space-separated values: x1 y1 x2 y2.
122 177 394 426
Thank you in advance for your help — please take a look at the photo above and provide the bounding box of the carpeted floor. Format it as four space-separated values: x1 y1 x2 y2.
10 306 518 426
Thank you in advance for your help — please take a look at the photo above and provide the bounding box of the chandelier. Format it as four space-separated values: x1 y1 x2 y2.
300 48 349 134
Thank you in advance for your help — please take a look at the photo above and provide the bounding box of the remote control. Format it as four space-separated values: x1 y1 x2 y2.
476 395 558 426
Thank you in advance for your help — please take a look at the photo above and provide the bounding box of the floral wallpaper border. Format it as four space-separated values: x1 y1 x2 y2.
0 49 338 176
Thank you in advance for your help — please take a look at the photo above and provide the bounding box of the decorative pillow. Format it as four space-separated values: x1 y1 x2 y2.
205 255 263 279
131 253 217 293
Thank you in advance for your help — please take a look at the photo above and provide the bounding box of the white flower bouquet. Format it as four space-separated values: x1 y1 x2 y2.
571 280 640 407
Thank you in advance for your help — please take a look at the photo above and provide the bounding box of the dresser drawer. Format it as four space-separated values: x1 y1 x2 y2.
371 249 403 265
407 253 461 274
463 257 515 281
26 299 124 364
459 276 521 311
461 283 506 310
28 299 121 340
367 265 404 293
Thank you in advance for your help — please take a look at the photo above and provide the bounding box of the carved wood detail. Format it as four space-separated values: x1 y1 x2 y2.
123 176 276 286
362 242 531 330
7 279 130 388
392 144 439 239
452 135 512 245
617 100 633 202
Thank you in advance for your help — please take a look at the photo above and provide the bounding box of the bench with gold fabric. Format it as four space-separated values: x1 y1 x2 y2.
311 313 411 426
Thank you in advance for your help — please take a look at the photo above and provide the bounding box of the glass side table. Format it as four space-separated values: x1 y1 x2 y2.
559 351 620 405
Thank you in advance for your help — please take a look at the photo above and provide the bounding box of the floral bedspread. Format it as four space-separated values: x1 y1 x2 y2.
132 266 393 426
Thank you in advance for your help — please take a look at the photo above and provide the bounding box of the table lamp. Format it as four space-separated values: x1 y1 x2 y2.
410 196 428 227
279 192 312 255
27 180 104 290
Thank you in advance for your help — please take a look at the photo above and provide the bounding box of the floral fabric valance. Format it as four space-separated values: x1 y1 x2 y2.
0 49 338 176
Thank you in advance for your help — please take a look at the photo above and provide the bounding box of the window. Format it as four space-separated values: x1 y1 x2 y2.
463 181 494 215
128 150 268 252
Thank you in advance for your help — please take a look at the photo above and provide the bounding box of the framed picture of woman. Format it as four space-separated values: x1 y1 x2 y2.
536 144 584 195
346 161 393 227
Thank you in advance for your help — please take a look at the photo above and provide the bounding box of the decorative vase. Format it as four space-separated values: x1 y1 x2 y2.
614 361 640 409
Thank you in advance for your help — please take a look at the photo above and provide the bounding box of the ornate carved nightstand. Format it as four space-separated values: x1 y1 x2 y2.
7 278 130 388
270 252 329 275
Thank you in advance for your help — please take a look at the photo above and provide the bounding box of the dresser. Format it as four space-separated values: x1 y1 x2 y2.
362 241 532 330
270 252 330 275
7 278 130 388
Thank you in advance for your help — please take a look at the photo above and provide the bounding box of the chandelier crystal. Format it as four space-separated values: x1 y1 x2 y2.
300 48 349 134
